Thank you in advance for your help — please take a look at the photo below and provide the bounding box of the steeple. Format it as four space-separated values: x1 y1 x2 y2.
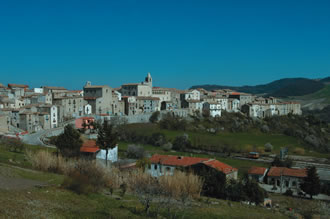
144 72 152 88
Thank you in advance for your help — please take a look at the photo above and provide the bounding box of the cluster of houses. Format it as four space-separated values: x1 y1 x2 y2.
0 73 301 134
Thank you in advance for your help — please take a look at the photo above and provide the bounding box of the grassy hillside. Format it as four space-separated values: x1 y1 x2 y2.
191 77 325 97
120 123 329 158
0 145 291 219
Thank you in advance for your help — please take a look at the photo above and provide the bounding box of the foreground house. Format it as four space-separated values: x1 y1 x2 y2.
80 140 118 164
266 167 307 189
147 154 238 179
248 166 268 182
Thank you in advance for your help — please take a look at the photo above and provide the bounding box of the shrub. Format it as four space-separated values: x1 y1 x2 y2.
63 160 108 194
172 135 191 151
127 144 145 159
284 189 293 196
264 143 273 152
149 132 166 146
0 137 24 153
149 111 160 123
293 147 305 155
162 142 173 151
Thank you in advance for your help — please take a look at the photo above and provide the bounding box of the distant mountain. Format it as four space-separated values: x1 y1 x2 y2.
191 77 328 97
321 77 330 83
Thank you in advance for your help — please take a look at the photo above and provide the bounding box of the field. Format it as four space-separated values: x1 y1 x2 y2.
121 123 329 158
0 147 290 219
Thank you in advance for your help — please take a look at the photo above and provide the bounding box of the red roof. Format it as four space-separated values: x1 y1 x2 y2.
150 154 237 175
80 140 100 153
268 167 307 178
84 97 97 100
248 166 267 175
203 159 238 174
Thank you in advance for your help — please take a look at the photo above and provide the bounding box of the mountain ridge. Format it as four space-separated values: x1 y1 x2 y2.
191 77 328 97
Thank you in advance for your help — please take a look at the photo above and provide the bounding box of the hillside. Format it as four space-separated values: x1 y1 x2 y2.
284 84 330 110
191 77 326 97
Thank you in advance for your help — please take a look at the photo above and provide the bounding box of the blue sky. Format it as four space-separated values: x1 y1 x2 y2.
0 0 329 90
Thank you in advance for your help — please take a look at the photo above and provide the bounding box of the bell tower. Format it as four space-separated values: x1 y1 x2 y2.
144 72 152 88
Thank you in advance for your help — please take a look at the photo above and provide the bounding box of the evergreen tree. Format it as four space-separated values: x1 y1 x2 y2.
55 124 82 157
300 166 321 199
96 121 118 166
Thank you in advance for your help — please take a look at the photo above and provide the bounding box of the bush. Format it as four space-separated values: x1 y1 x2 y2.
127 144 145 159
149 132 166 146
172 135 191 151
149 111 160 123
293 147 305 155
0 137 25 153
162 142 173 151
284 189 293 196
63 160 108 194
264 143 273 152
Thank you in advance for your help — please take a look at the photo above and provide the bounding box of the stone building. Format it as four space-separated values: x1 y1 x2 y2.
120 73 153 97
53 96 85 120
83 82 113 115
229 92 255 107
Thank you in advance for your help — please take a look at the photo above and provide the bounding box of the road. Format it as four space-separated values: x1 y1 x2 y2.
20 120 75 148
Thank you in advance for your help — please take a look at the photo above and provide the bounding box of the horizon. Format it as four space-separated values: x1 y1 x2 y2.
1 0 330 89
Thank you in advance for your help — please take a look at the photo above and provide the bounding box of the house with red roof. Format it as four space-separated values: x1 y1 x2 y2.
148 154 238 179
266 167 307 190
248 166 268 182
80 140 118 163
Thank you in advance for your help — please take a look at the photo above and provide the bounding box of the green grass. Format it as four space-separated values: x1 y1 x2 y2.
121 123 328 158
299 84 330 103
0 144 55 168
0 164 289 219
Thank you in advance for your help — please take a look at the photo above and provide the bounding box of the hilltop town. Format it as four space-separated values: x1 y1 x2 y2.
1 73 330 218
0 73 302 134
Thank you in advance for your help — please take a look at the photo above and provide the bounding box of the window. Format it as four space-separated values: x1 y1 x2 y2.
154 164 157 170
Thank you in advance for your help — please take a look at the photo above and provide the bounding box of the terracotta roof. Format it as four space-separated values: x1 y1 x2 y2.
84 85 110 89
84 97 97 100
8 84 29 88
268 167 307 178
202 159 238 174
80 140 100 153
150 154 237 175
150 154 208 167
248 166 268 175
43 86 67 90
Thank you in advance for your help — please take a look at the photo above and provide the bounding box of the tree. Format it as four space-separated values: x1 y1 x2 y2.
55 124 82 157
301 166 321 199
149 111 160 123
271 156 293 168
96 121 118 166
244 178 267 205
172 134 191 151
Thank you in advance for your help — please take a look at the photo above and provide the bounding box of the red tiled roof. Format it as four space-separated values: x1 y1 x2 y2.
84 97 97 100
150 154 208 167
203 159 237 174
150 154 237 175
268 167 307 178
80 140 100 153
248 166 267 175
8 84 29 88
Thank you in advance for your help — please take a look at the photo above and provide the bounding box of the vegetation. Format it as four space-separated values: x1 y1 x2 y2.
271 156 293 168
149 111 160 123
191 77 326 97
54 124 82 157
300 166 321 199
96 121 118 166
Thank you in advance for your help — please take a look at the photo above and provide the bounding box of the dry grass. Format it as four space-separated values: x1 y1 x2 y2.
293 147 305 155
